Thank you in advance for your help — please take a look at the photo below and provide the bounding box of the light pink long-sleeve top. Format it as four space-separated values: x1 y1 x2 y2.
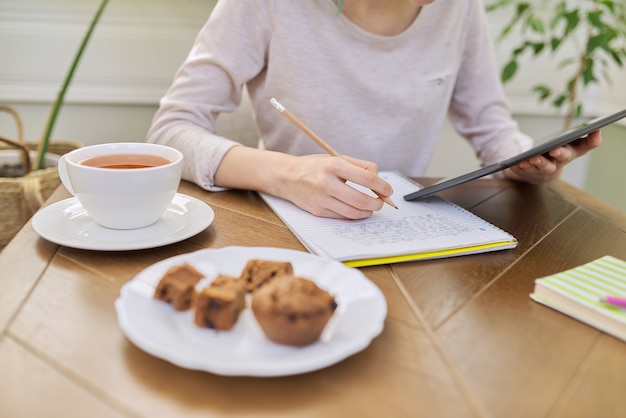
147 0 533 191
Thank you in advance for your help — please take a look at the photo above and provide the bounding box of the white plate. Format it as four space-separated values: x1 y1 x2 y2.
115 246 387 376
32 193 214 251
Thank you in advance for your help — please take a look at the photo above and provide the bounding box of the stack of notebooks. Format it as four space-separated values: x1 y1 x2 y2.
531 255 626 342
261 171 517 268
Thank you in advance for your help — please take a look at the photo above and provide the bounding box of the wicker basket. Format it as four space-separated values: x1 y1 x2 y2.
0 105 81 249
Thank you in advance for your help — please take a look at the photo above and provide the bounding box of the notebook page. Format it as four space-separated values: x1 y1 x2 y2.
261 172 516 262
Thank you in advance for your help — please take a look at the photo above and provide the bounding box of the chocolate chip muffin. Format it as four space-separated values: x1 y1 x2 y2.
251 275 337 346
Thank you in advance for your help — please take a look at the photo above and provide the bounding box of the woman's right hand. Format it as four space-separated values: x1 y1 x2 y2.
274 154 393 219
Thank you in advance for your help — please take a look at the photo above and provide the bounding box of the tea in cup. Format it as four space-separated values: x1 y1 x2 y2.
57 142 183 229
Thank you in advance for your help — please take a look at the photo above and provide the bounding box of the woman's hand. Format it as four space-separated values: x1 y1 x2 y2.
504 130 602 184
275 154 393 219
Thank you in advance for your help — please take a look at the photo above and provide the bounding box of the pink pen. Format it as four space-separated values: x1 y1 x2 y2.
601 295 626 309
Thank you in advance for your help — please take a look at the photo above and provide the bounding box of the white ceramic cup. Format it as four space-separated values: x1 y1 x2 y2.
58 142 183 230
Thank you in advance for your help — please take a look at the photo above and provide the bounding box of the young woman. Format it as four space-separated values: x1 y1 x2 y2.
147 0 601 219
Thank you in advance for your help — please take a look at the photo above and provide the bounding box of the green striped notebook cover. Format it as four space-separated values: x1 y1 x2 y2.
530 255 626 341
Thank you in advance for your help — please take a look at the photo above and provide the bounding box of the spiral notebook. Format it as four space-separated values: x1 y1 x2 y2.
260 171 517 267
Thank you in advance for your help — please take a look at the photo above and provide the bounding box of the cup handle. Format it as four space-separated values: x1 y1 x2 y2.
57 155 75 195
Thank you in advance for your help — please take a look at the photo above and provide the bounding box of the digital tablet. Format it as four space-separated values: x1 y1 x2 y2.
404 108 626 201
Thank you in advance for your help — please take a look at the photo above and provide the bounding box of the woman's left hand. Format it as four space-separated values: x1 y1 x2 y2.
504 130 602 184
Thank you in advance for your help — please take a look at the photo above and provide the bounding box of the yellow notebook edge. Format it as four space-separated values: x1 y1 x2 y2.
343 240 518 268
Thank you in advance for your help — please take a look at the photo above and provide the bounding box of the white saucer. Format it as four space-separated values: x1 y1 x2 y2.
32 193 214 251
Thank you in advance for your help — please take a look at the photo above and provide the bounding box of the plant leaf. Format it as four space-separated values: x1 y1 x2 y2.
583 58 597 85
532 42 545 55
610 49 624 66
552 94 567 108
563 9 580 38
516 2 530 16
502 60 518 82
587 11 604 30
485 0 514 13
557 57 576 69
532 85 552 101
526 15 545 34
574 103 583 119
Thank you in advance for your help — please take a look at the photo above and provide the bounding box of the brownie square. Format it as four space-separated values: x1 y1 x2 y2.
194 275 246 330
154 262 205 311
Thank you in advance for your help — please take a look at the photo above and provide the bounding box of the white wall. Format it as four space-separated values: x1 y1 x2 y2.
1 0 625 209
1 0 216 105
1 0 216 143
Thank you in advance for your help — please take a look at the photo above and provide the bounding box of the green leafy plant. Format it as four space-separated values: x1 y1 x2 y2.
33 0 110 170
486 0 626 129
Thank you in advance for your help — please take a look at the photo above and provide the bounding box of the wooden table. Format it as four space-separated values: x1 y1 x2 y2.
1 178 625 418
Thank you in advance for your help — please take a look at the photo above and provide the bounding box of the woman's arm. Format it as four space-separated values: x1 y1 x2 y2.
215 146 392 219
